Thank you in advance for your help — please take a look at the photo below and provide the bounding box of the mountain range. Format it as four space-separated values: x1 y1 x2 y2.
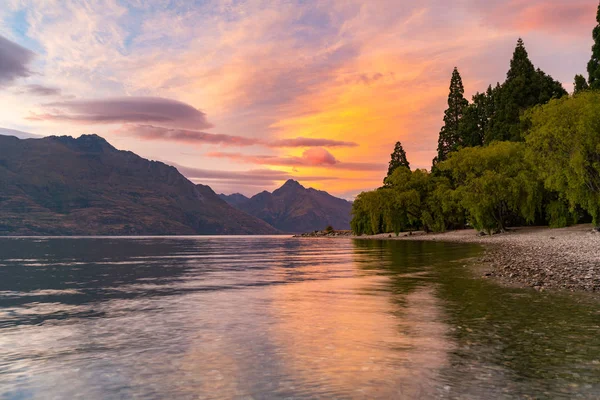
220 180 353 233
0 134 278 235
0 133 352 235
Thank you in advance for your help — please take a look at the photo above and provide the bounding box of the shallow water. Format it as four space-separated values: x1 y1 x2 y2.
0 237 599 399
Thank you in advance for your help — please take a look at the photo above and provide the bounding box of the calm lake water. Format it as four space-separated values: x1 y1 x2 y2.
1 237 600 399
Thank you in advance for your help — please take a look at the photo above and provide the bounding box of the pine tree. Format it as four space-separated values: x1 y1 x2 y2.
574 74 589 94
485 39 566 143
434 67 469 165
385 141 410 181
588 2 600 89
506 38 535 81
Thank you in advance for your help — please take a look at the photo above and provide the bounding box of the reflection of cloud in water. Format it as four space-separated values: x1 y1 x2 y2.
268 270 454 398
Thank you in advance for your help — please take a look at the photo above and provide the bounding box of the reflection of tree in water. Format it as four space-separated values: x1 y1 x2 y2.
353 239 600 397
352 239 481 298
349 239 483 397
434 260 600 397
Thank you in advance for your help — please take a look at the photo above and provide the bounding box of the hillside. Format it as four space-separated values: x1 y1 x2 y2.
0 134 279 235
222 180 352 233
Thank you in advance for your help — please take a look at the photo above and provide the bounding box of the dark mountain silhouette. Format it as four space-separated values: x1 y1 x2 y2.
222 179 352 233
0 134 278 235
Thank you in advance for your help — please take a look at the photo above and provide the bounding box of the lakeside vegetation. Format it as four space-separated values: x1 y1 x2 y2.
352 4 600 236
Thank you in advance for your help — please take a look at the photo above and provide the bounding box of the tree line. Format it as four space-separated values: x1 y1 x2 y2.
351 3 600 235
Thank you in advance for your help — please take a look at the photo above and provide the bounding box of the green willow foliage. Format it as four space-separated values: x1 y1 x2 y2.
525 91 600 227
439 142 542 234
352 143 543 236
352 167 463 235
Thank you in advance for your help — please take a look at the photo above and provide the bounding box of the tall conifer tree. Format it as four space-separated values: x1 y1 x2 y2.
434 67 469 165
588 2 600 89
485 39 566 143
574 74 589 94
386 141 410 182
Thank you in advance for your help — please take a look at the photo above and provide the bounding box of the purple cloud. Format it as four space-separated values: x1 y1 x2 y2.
29 97 213 129
20 84 62 96
0 35 34 87
117 124 358 148
123 124 257 146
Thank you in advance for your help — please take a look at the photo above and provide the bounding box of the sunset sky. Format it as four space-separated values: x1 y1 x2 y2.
0 0 596 198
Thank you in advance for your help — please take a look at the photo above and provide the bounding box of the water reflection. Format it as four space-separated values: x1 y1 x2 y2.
0 237 600 399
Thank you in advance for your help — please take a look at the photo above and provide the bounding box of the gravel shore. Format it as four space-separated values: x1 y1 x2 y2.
353 224 600 292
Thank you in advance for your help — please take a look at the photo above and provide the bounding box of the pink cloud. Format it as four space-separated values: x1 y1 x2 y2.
302 147 337 165
474 0 596 35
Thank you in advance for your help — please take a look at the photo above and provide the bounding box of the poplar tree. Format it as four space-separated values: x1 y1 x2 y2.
434 67 469 165
588 2 600 89
385 141 410 182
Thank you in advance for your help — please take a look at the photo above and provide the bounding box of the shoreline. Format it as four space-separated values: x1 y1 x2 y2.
304 225 600 292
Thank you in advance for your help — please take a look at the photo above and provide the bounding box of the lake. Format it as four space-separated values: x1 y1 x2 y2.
1 237 600 399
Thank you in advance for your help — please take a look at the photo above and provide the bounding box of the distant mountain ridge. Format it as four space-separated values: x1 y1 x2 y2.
0 127 42 139
0 134 278 235
220 180 353 233
218 193 249 208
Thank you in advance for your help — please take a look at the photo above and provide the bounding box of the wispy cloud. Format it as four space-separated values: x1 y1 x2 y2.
18 84 62 96
206 149 385 171
271 137 358 148
118 124 359 148
471 0 596 35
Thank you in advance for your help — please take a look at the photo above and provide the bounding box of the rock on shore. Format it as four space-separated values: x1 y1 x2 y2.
294 229 353 238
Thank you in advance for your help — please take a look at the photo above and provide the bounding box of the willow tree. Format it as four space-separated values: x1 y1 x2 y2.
525 91 600 228
438 141 542 234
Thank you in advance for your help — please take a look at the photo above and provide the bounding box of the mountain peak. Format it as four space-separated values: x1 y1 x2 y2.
51 134 115 153
229 179 352 233
281 179 304 189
